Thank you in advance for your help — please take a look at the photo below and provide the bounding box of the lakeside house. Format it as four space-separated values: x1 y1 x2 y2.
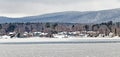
1 35 11 39
0 31 118 39
53 32 68 38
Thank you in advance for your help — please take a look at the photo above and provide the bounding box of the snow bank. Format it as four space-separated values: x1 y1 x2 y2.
0 37 120 44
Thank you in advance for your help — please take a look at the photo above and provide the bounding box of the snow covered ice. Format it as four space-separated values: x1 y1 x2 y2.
0 37 120 57
0 43 120 57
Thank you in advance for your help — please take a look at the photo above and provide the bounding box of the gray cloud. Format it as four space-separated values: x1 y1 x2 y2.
0 0 84 15
0 0 120 17
0 0 95 5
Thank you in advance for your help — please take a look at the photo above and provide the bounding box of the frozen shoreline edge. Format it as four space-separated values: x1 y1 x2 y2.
1 37 120 44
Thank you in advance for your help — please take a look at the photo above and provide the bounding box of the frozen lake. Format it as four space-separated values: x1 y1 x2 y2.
0 43 120 57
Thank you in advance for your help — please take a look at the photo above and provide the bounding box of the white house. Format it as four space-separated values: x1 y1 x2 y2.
53 34 68 38
109 32 114 37
1 35 11 39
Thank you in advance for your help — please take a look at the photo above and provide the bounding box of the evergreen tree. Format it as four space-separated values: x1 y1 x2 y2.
0 24 2 30
84 25 89 31
7 24 16 32
52 23 58 29
45 23 50 28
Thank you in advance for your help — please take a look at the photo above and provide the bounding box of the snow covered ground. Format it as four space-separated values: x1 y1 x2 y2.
0 37 120 57
0 37 120 44
0 43 120 57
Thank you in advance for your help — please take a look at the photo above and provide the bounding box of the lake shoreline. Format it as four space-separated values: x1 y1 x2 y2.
1 37 120 44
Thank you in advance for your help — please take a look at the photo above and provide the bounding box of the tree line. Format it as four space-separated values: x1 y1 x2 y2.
0 21 120 36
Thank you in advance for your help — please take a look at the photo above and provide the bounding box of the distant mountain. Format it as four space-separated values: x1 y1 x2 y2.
1 8 120 23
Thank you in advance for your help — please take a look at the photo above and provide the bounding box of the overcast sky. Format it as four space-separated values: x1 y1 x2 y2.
0 0 120 17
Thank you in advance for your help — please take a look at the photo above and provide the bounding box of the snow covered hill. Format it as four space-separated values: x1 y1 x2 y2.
1 8 120 23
